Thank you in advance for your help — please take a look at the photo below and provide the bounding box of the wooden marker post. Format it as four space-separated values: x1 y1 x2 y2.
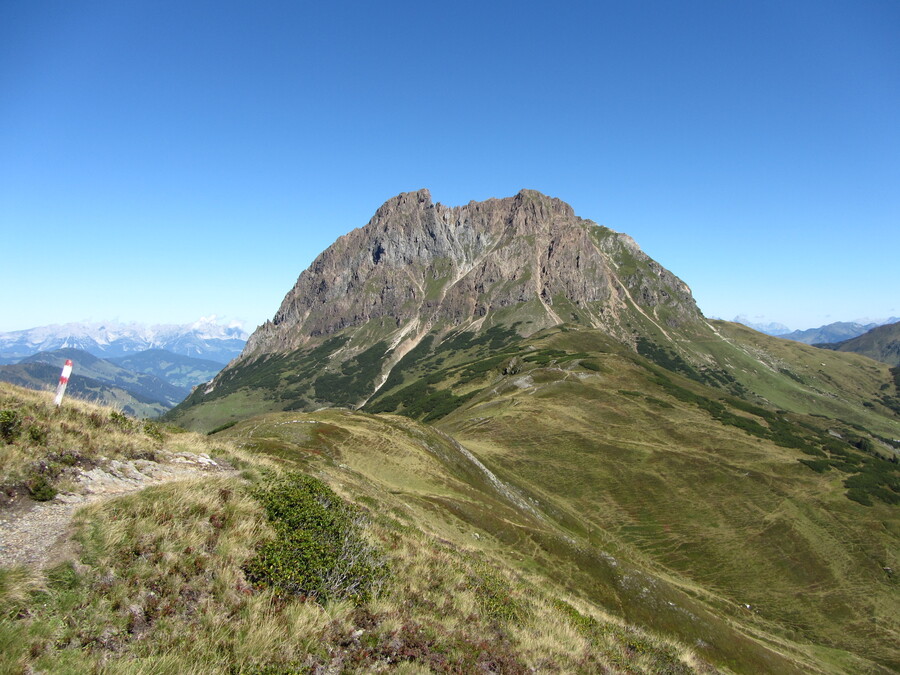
54 359 73 407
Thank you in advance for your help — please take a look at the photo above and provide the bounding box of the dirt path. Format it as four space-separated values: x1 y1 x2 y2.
0 451 235 569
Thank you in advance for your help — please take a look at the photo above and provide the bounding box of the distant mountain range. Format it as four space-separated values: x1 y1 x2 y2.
733 316 900 344
731 316 792 335
780 321 888 344
0 317 248 364
817 321 900 367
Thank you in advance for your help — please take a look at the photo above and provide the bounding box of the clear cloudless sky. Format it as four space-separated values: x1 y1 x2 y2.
1 0 898 333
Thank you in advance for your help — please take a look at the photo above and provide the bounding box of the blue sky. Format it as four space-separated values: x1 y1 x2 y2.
2 0 898 333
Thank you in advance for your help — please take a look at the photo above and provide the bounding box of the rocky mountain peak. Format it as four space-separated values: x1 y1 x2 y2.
370 188 433 221
511 189 576 220
242 189 701 363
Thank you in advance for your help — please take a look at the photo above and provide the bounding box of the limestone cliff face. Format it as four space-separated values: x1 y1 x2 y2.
243 189 700 359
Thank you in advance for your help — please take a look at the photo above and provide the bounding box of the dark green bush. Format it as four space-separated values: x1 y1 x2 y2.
27 474 57 501
109 410 133 431
523 349 568 365
244 472 387 602
313 341 389 405
374 335 435 396
0 409 21 443
207 420 239 435
846 489 873 507
644 396 674 409
27 424 49 445
778 368 805 384
367 377 478 421
799 459 831 473
457 355 509 384
142 420 164 442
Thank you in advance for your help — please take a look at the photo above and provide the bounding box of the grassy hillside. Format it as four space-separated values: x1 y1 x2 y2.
1 383 718 673
4 369 898 671
216 404 896 673
341 323 899 668
434 350 898 668
706 321 900 431
0 382 196 503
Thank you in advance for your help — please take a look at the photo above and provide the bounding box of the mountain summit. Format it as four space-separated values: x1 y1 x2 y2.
247 189 699 356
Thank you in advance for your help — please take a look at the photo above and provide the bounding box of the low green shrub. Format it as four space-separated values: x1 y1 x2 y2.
27 474 57 501
467 565 525 625
109 410 132 431
142 420 164 442
799 459 831 473
846 489 873 507
27 424 49 445
244 472 387 603
644 396 674 409
552 599 598 633
207 420 239 435
0 409 21 443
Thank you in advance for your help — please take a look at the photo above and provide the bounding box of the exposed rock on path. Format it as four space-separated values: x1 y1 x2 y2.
0 451 234 569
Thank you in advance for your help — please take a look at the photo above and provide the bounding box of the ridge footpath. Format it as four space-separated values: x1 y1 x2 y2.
0 451 233 569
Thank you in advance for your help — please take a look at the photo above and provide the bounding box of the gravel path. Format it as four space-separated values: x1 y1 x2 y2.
0 451 234 569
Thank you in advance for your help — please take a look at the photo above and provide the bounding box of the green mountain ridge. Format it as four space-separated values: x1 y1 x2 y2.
817 320 900 367
19 348 186 405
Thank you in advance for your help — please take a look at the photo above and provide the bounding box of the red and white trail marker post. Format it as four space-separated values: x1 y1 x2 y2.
54 359 73 407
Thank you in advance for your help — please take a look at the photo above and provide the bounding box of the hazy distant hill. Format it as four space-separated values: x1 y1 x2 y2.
108 349 224 390
817 321 900 366
0 361 170 417
0 348 188 415
0 318 247 363
780 320 879 344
